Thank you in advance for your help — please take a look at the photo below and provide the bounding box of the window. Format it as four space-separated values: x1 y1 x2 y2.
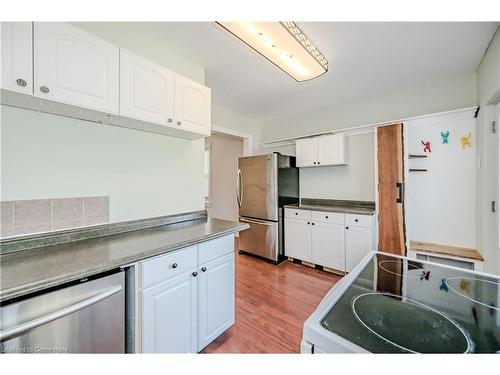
204 142 212 206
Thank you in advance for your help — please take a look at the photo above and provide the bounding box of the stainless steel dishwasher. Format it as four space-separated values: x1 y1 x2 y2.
0 270 125 353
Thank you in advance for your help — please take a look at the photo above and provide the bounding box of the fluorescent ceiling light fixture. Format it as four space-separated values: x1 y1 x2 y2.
216 22 328 82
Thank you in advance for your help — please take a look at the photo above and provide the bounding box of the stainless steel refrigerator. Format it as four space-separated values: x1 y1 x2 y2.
237 153 299 263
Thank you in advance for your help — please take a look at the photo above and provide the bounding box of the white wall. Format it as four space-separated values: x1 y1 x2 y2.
0 106 205 223
261 73 477 143
299 133 375 201
405 110 476 249
205 133 243 221
476 27 500 275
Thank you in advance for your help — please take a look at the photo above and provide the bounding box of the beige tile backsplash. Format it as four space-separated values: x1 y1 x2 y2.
0 197 109 238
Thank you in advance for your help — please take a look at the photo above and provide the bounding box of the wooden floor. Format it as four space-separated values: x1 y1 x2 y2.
202 251 341 353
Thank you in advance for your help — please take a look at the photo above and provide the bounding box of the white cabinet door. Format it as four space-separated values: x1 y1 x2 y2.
198 252 234 351
285 218 312 261
296 138 317 167
317 134 347 166
1 22 33 94
120 48 174 125
174 74 211 136
142 271 198 353
345 225 373 272
34 22 119 114
311 222 345 271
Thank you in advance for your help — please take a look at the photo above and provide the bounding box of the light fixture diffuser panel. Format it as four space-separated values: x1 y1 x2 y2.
217 22 328 82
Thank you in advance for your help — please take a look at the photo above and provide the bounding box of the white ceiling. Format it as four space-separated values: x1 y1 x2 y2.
84 22 499 122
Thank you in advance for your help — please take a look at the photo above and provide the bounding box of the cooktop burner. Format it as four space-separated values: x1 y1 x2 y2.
319 253 500 353
352 292 471 353
445 277 500 311
378 260 425 278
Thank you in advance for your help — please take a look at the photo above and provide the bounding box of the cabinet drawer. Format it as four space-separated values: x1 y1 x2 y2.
345 214 373 228
198 234 234 265
285 208 312 220
142 246 197 288
311 211 344 225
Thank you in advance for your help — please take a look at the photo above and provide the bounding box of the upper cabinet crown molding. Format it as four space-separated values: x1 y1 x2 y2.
0 22 211 140
296 134 347 167
34 22 120 114
1 22 33 95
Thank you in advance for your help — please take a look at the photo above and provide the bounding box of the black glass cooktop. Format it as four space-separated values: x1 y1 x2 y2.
321 253 500 353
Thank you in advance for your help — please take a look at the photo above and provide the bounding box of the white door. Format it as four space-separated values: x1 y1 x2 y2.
198 253 235 351
174 74 211 136
285 218 312 261
345 225 373 272
311 222 345 271
317 134 342 166
296 138 317 167
142 271 198 353
120 48 174 125
1 22 33 94
33 22 119 114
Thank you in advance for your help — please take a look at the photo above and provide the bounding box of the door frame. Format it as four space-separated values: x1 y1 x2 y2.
211 125 253 156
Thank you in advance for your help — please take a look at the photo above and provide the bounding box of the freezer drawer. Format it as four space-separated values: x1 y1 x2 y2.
239 217 279 262
0 271 125 353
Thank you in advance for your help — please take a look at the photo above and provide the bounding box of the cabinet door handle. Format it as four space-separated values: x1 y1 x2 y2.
192 271 198 277
317 162 320 165
355 219 359 223
307 222 310 225
313 162 317 165
345 226 349 230
16 78 27 87
168 118 173 123
177 121 182 126
39 85 50 94
172 263 178 269
325 216 329 219
201 267 207 272
311 222 315 225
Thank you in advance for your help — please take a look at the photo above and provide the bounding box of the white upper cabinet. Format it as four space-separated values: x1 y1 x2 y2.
33 22 119 114
174 74 211 136
317 134 347 166
296 138 318 167
120 49 174 125
1 22 33 94
296 134 347 167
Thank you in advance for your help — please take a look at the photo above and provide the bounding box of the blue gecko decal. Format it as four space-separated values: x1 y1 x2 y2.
441 131 450 144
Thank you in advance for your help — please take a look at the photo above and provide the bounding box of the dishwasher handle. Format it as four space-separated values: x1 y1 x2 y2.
0 284 122 342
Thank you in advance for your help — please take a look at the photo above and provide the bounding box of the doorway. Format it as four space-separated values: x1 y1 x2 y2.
205 132 244 222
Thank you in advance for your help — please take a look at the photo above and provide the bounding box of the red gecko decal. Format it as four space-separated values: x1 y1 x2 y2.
421 140 432 153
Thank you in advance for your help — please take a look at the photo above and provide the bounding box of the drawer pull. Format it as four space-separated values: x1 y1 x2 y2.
346 226 349 230
355 219 359 223
295 212 298 215
311 222 315 225
307 222 310 225
325 216 329 219
201 267 207 272
172 263 178 269
192 271 198 277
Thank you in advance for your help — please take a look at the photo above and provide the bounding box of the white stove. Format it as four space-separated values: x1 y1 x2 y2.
302 251 500 353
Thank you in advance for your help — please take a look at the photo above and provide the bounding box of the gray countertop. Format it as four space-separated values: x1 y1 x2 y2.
284 199 376 215
0 218 248 303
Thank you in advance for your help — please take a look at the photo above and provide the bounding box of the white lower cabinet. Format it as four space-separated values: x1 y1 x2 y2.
142 271 198 353
198 253 235 351
311 222 346 271
140 235 235 353
285 209 374 272
284 218 312 262
345 224 373 272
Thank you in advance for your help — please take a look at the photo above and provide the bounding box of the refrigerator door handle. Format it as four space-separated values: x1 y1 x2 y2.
237 169 243 207
240 217 275 226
